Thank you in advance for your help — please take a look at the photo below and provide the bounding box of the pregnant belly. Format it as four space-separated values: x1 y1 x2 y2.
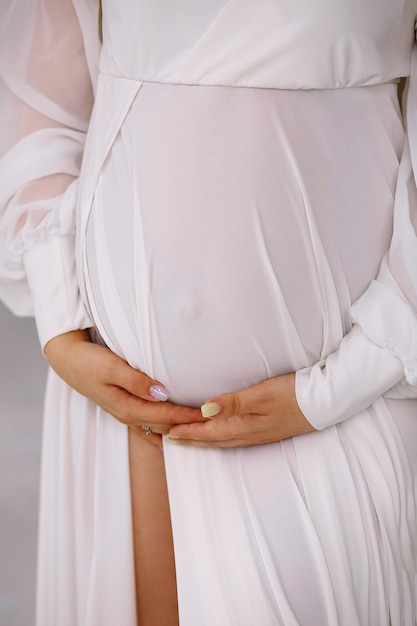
84 82 399 406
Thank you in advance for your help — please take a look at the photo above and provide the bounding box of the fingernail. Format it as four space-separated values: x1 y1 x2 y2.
201 401 221 418
166 435 180 444
149 384 170 401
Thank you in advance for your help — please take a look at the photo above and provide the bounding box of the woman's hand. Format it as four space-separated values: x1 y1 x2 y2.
44 329 204 448
167 373 316 448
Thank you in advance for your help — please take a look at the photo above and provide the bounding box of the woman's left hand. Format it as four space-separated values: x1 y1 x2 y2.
166 373 316 448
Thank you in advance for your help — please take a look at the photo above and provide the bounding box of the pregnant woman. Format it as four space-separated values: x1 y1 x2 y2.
1 1 417 625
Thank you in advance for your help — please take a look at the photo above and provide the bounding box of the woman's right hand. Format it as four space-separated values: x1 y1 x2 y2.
44 329 204 447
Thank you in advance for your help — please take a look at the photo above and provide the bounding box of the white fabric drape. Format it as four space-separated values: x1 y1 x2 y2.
352 42 417 385
0 2 417 625
295 30 417 426
1 0 416 415
0 0 99 346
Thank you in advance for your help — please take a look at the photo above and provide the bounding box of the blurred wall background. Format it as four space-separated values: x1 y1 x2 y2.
0 302 47 626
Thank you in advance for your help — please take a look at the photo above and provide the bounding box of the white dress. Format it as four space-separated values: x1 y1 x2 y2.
1 1 417 625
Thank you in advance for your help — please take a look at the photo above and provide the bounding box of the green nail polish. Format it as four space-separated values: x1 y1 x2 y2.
166 435 180 444
201 402 221 418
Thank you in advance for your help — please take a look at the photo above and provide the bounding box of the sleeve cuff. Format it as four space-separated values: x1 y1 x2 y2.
23 234 93 351
350 278 417 387
295 325 404 430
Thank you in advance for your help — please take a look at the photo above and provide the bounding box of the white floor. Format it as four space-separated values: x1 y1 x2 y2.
0 303 47 626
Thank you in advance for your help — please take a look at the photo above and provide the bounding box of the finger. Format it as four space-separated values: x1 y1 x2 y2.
108 385 204 426
166 438 247 449
201 390 254 419
165 431 259 448
105 353 170 403
137 422 172 434
169 414 251 441
166 415 278 447
200 382 270 420
118 368 170 403
130 425 163 449
128 396 204 425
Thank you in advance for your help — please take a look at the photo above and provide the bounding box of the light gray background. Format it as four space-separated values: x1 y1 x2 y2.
0 302 47 626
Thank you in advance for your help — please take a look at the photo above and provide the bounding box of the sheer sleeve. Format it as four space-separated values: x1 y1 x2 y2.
350 42 417 391
0 0 100 349
296 26 417 429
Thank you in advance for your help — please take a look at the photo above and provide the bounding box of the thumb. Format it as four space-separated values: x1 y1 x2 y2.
200 378 277 418
200 391 246 419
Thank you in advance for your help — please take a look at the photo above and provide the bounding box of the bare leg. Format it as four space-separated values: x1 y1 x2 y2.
128 429 179 626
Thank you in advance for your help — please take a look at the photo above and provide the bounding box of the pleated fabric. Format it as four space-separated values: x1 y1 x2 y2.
0 1 417 624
